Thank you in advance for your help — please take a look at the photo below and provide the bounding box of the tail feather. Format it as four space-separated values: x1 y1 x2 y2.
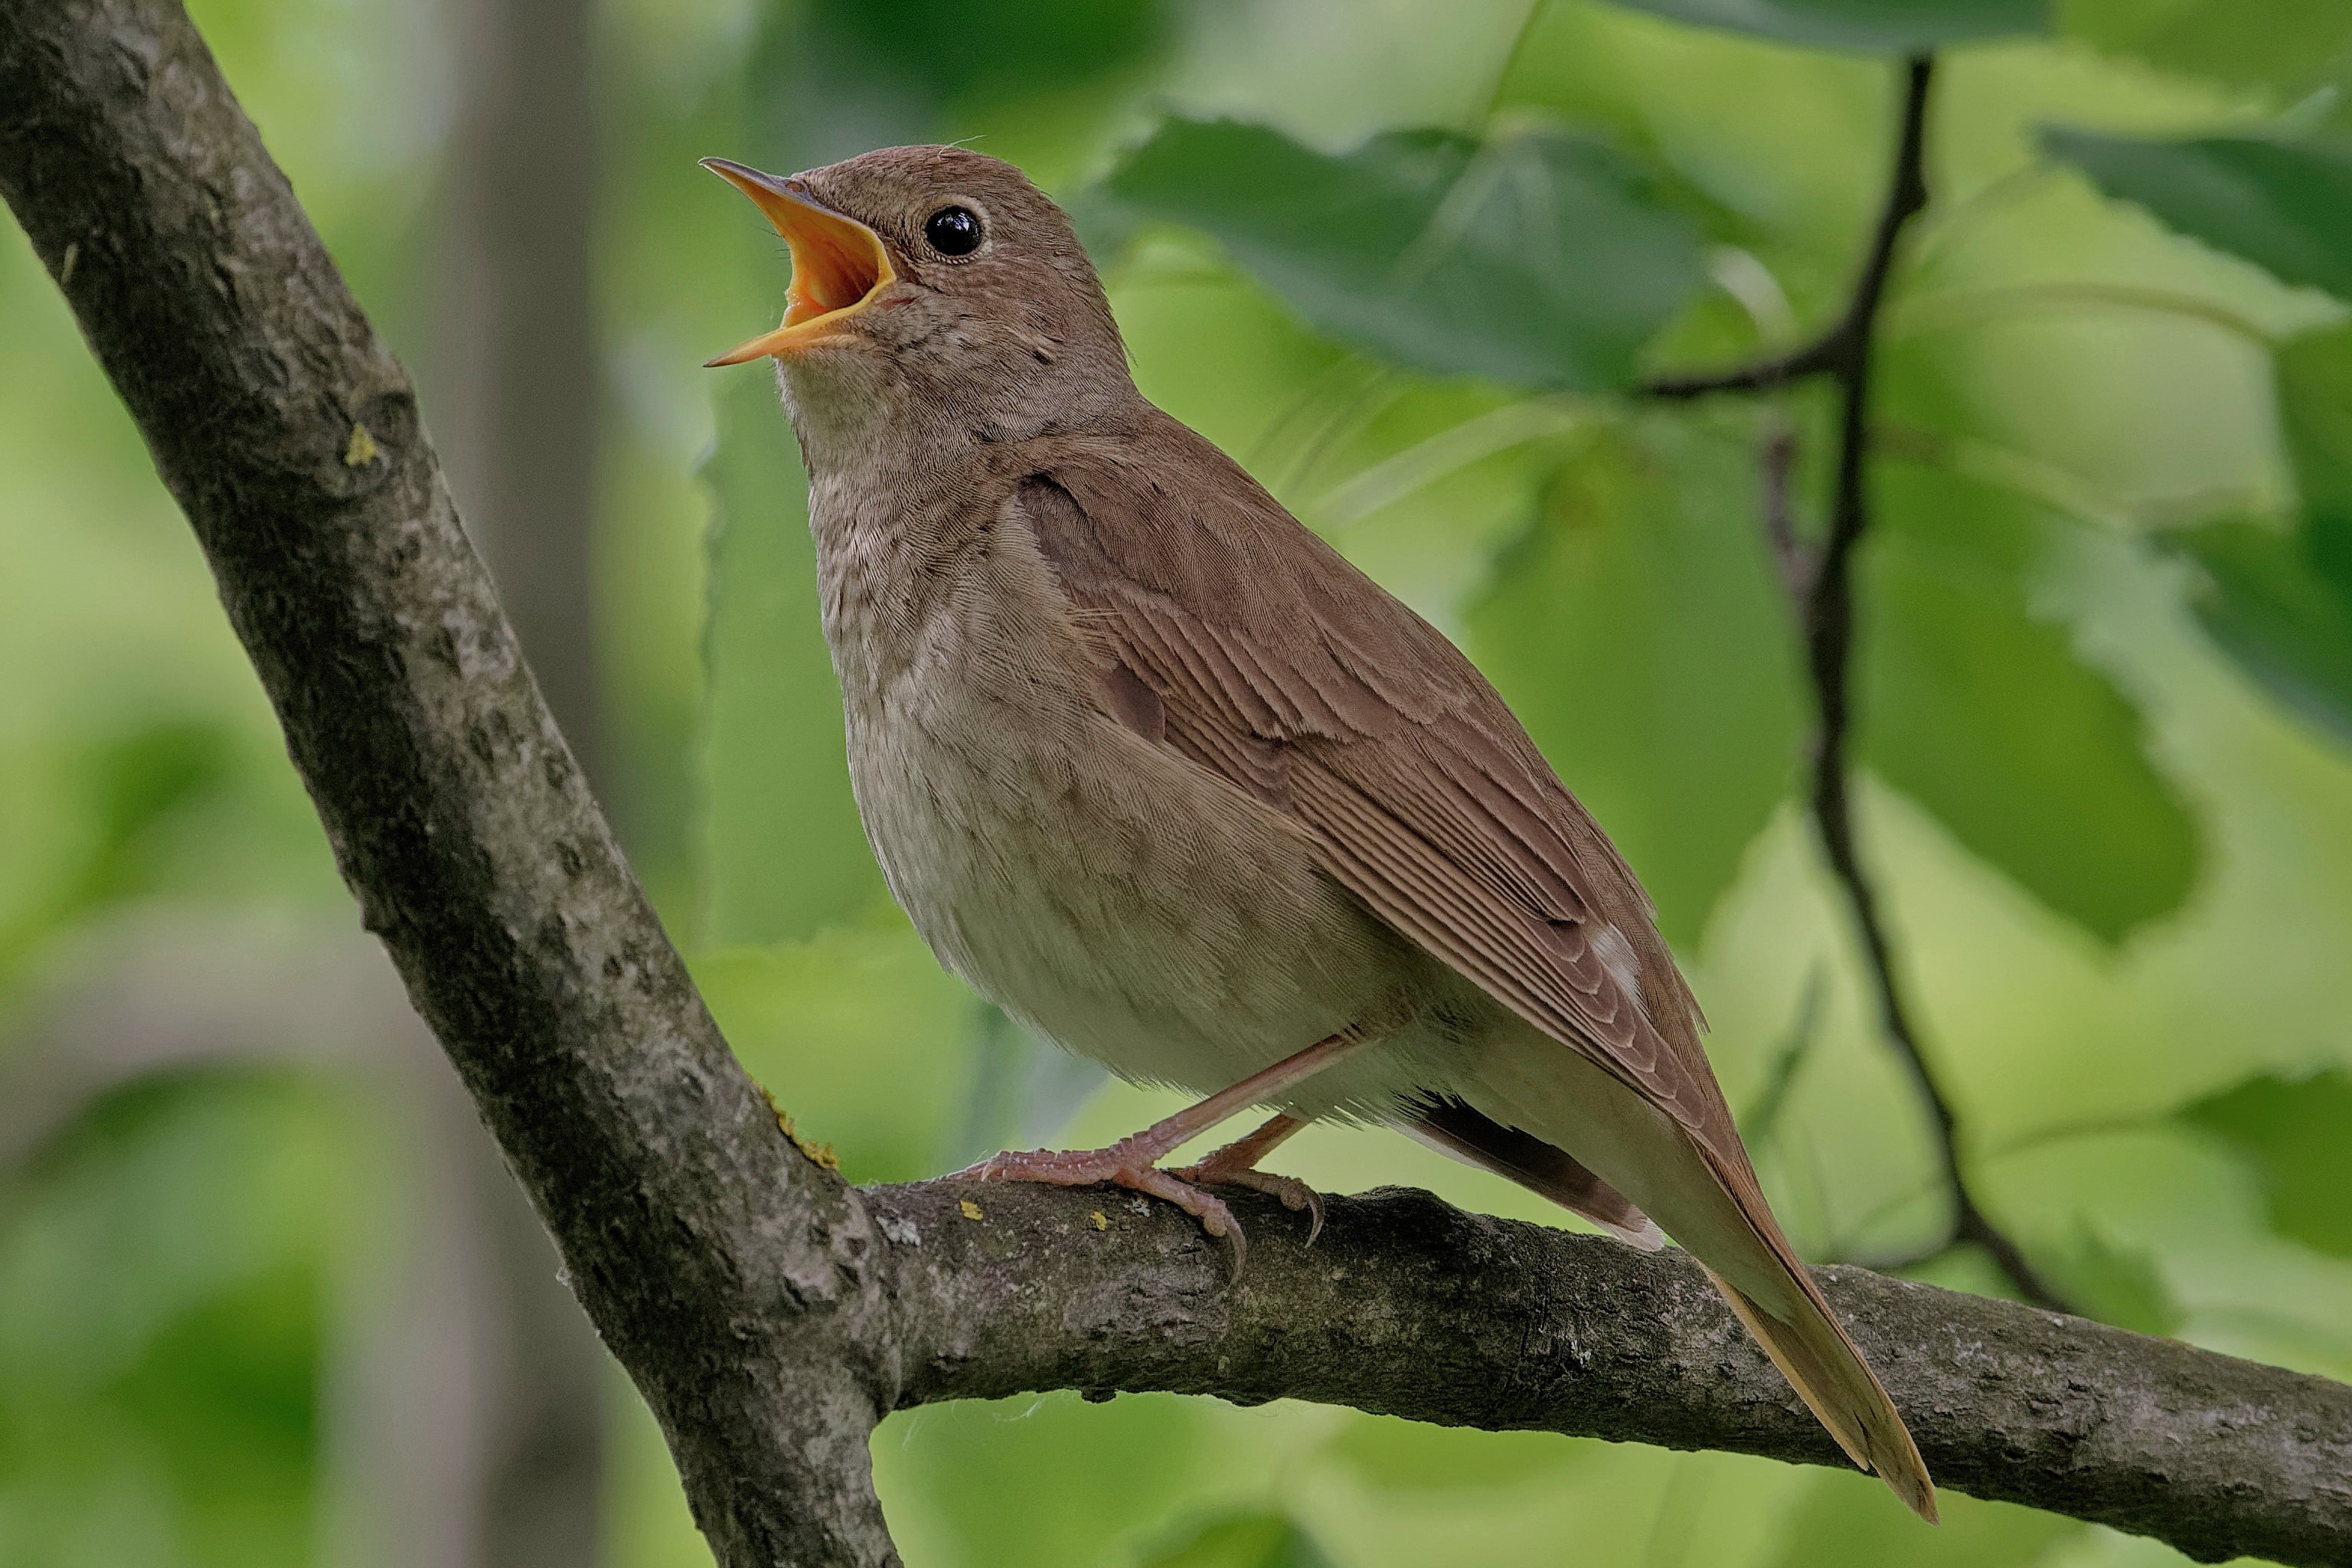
1699 1259 1939 1523
1455 1031 1936 1520
1690 1143 1938 1523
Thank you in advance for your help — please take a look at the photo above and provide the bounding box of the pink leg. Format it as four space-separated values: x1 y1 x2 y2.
1172 1112 1327 1246
949 1029 1370 1271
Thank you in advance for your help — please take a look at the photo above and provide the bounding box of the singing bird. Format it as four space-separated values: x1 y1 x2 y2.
704 144 1936 1520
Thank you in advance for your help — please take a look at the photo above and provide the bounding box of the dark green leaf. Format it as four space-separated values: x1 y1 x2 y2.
805 0 1165 104
1469 420 1804 947
1138 1511 1336 1568
1602 0 2042 53
1865 469 2200 943
2171 322 2352 743
2060 0 2352 97
1102 118 1706 392
2044 128 2352 302
2183 1070 2352 1259
2278 318 2352 516
699 374 888 943
2175 515 2352 744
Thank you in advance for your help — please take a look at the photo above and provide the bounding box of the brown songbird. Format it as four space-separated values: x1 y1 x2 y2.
704 145 1936 1520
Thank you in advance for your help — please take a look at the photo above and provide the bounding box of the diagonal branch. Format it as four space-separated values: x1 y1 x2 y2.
1646 57 2064 1311
0 2 898 1561
6 6 2347 1566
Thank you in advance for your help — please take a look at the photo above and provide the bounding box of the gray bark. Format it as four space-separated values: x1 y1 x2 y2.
2 2 2347 1566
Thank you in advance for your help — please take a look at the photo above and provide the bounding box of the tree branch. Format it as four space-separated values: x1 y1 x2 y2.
5 6 2347 1565
0 2 898 1561
884 1181 2352 1568
1796 57 2069 1313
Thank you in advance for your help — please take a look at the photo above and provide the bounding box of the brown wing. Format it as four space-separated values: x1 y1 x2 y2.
1000 414 1741 1162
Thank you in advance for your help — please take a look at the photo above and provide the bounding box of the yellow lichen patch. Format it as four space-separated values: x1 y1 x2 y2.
1088 1210 1109 1232
759 1086 840 1171
779 1114 838 1171
959 1199 985 1222
343 423 380 468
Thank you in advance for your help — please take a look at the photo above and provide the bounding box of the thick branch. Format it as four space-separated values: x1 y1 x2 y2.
883 1181 2351 1567
6 7 2350 1567
0 2 897 1562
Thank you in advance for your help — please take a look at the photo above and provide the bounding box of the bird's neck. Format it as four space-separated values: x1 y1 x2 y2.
776 353 1139 488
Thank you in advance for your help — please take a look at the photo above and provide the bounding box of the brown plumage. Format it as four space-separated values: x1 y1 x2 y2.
704 143 1936 1521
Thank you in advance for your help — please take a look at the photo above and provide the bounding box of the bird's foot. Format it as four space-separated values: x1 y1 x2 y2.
952 1140 1248 1272
1169 1155 1325 1247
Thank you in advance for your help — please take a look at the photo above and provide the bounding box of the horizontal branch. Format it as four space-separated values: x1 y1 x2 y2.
5 5 2349 1567
883 1181 2351 1566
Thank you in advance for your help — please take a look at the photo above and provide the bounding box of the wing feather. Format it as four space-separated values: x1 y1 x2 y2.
1005 432 1737 1158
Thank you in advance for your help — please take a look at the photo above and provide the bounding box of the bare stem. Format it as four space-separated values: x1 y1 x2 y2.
1648 57 2066 1312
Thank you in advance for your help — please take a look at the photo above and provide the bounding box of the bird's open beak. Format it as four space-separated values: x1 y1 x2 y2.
701 158 897 367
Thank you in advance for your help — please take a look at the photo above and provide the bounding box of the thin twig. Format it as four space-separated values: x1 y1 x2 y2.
1640 333 1845 400
1757 420 1811 596
1792 57 2070 1314
1643 58 2066 1310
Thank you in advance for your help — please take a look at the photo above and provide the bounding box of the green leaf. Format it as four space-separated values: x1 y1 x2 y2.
2043 128 2352 302
2183 1070 2352 1259
2175 515 2352 744
1864 469 2200 943
1601 0 2042 53
1137 1511 1336 1568
2036 1223 2180 1336
2058 0 2352 97
2278 318 2352 516
2171 323 2352 743
697 374 888 944
1101 119 1706 392
1468 420 1804 947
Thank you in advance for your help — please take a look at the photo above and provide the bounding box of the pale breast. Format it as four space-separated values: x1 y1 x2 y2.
814 482 1420 1109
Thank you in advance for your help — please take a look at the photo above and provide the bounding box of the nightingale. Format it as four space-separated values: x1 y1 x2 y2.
704 145 1936 1521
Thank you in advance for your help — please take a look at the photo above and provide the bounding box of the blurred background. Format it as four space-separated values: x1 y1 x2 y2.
5 0 2352 1563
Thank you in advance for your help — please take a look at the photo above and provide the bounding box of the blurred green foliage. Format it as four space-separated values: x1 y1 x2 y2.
1102 119 1707 389
7 0 2352 1566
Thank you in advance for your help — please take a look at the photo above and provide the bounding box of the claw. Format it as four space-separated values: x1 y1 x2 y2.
952 1142 1249 1273
1171 1162 1325 1248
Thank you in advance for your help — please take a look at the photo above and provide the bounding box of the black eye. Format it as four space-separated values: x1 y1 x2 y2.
924 204 983 257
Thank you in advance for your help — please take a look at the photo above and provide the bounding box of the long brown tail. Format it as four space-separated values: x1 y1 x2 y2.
1694 1146 1938 1522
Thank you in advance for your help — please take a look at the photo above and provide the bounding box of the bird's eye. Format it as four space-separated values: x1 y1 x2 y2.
924 204 984 257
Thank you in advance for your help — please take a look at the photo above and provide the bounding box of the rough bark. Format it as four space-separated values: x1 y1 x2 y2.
0 2 900 1563
884 1181 2352 1566
2 2 2349 1566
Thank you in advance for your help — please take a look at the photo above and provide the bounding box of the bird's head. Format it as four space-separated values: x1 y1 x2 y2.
703 145 1132 448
